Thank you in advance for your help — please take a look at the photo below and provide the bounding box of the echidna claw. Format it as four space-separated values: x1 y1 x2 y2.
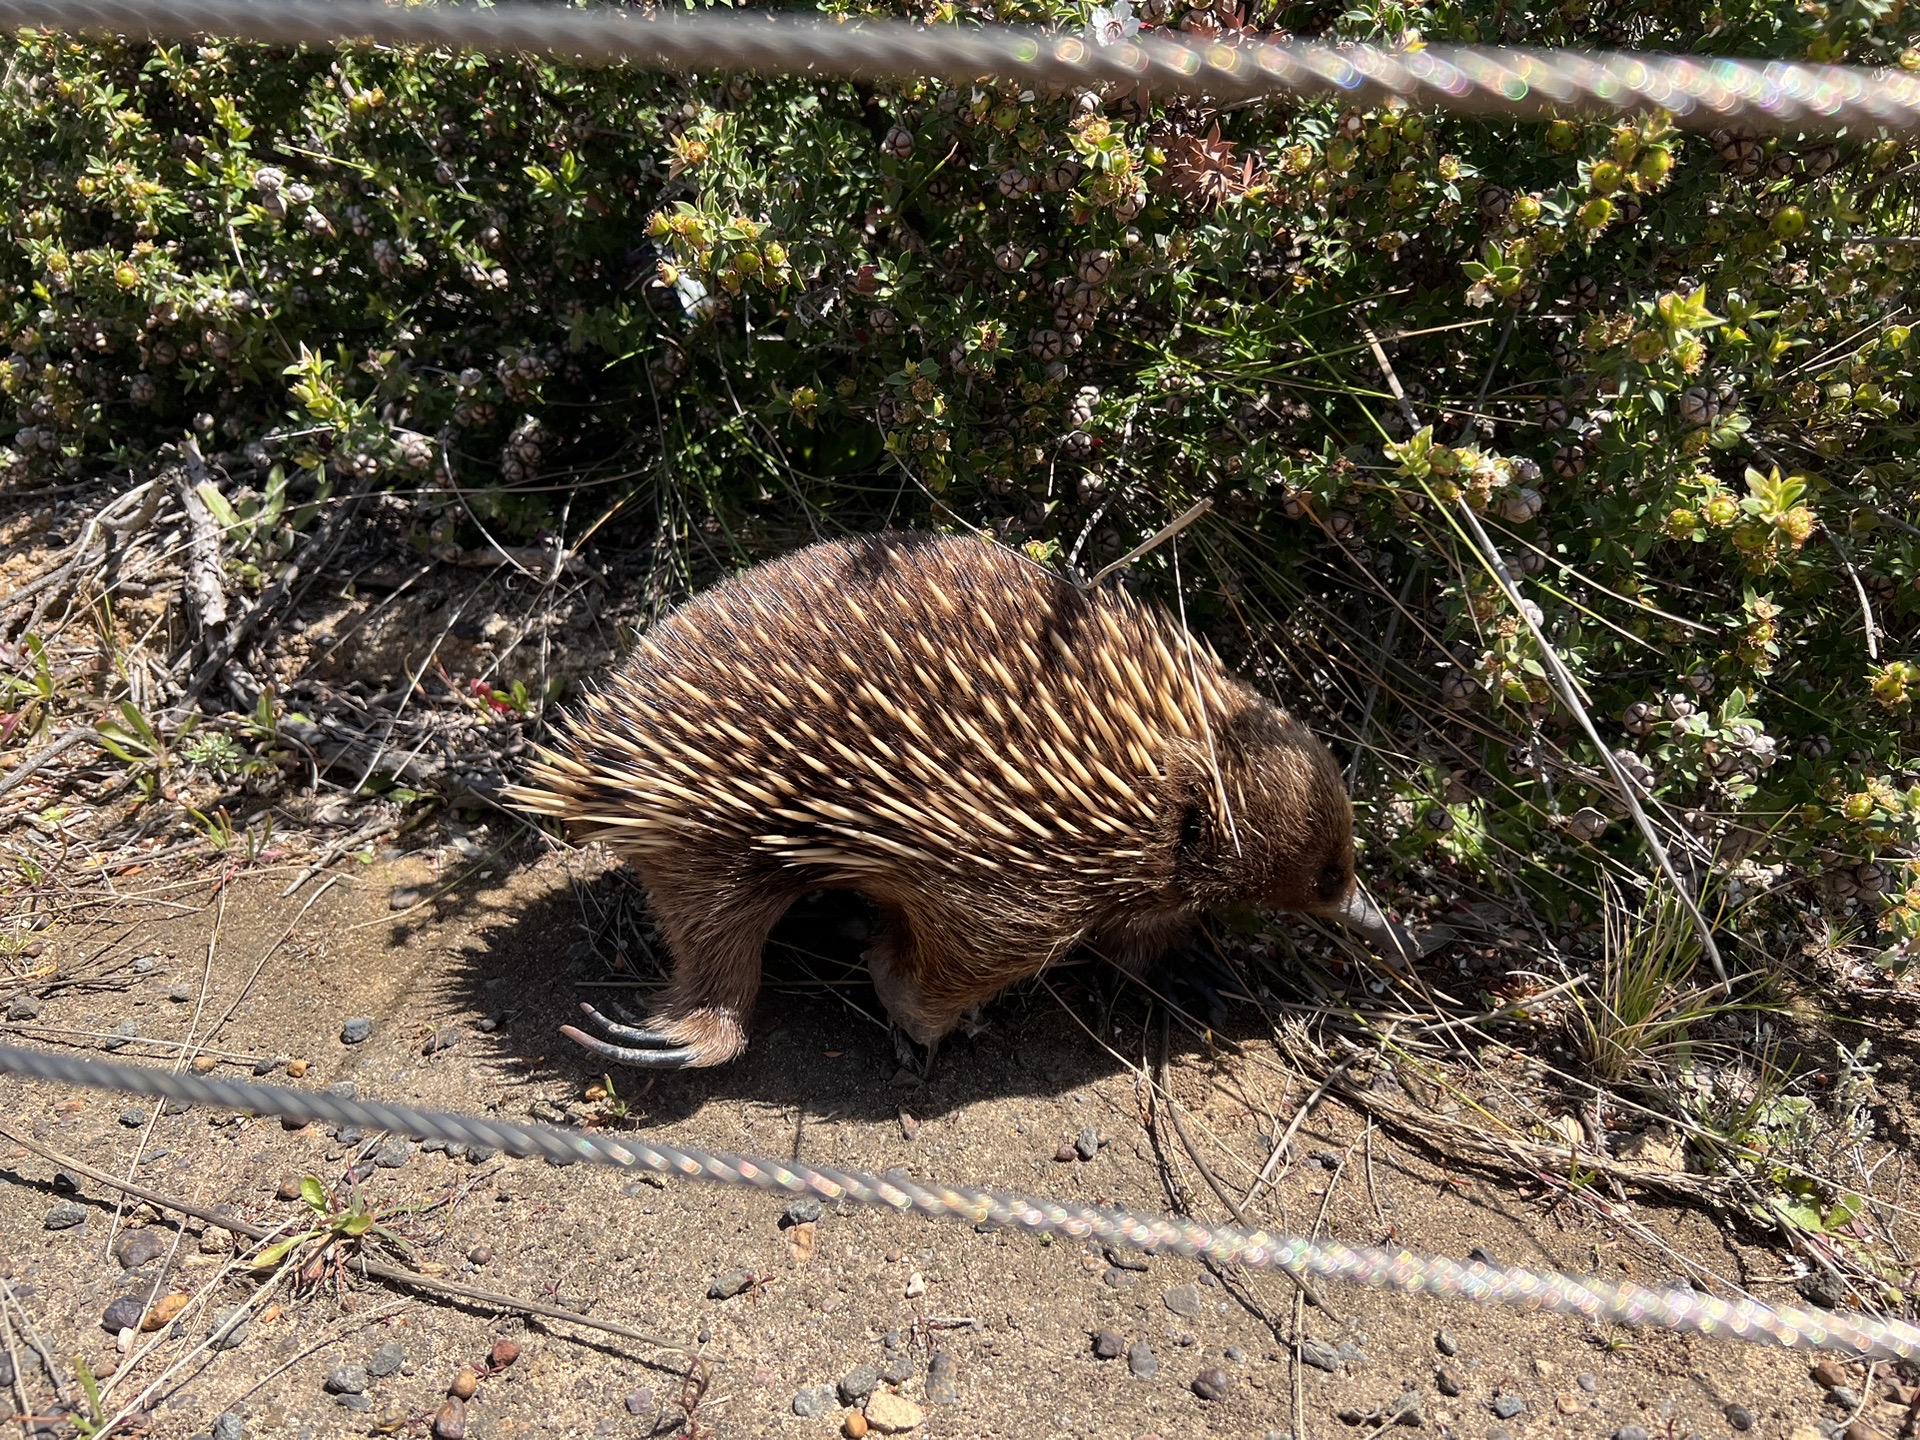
560 1023 701 1069
575 1000 683 1049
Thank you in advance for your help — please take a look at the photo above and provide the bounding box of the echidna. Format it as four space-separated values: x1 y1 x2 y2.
506 531 1410 1069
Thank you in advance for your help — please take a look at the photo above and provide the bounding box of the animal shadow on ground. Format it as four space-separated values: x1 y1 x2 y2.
444 858 1301 1126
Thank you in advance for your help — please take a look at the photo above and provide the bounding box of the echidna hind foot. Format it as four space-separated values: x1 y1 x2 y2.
562 1002 746 1070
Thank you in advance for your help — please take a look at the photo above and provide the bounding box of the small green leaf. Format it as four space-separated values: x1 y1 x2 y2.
299 1176 327 1210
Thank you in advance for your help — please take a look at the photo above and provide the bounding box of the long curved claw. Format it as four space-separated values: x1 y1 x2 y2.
560 1024 702 1069
576 1000 684 1049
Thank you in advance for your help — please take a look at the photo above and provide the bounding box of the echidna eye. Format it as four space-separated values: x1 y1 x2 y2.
1316 863 1347 902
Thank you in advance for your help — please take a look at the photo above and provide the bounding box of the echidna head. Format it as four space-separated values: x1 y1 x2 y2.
1168 702 1416 967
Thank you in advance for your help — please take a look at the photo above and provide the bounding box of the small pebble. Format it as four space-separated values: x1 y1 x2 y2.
1617 1426 1651 1440
43 1201 85 1231
1075 1126 1101 1160
1831 1388 1861 1412
1299 1340 1341 1373
1163 1284 1204 1318
1578 1374 1599 1393
368 1340 406 1378
1192 1367 1233 1402
325 1363 368 1395
1053 1141 1078 1162
211 1309 250 1351
1093 1332 1126 1360
390 887 421 911
626 1388 657 1416
1102 1268 1138 1289
707 1269 755 1300
101 1298 143 1333
211 1414 245 1440
275 1177 302 1200
491 1340 520 1369
422 1026 459 1055
252 1056 280 1076
784 1198 824 1226
844 1413 869 1439
6 1000 40 1022
103 1020 138 1050
167 983 193 1002
450 1368 480 1400
373 1139 411 1169
1490 1396 1524 1420
880 1355 914 1386
432 1397 466 1440
118 1107 146 1128
1127 1340 1158 1379
1392 1393 1425 1427
1435 1330 1459 1357
1436 1367 1463 1397
791 1388 828 1418
1556 1394 1581 1415
1844 1422 1890 1440
1726 1406 1755 1432
336 1395 372 1413
1336 1341 1368 1365
1813 1361 1849 1390
340 1017 373 1045
286 1059 309 1078
115 1229 167 1269
838 1365 879 1404
926 1352 959 1405
863 1392 923 1434
467 1245 493 1266
325 1080 358 1100
50 1171 78 1194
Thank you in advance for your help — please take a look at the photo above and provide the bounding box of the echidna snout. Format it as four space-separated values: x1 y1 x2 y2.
506 531 1410 1070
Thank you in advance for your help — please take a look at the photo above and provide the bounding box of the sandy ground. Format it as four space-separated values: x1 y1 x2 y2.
0 850 1906 1440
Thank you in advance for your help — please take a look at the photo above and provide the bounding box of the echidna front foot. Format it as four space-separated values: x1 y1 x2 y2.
890 1024 941 1084
562 1001 746 1070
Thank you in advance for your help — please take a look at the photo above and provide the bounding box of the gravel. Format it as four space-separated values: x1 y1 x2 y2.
791 1388 829 1418
705 1269 755 1300
368 1340 406 1378
838 1365 879 1404
210 1307 250 1351
1726 1406 1755 1432
1299 1339 1341 1373
1162 1284 1204 1318
1192 1367 1233 1402
115 1229 167 1269
624 1388 656 1416
43 1201 85 1230
101 1297 143 1333
325 1363 368 1395
1435 1330 1459 1356
926 1352 959 1405
783 1198 824 1225
1093 1331 1126 1360
1127 1341 1158 1380
1490 1396 1525 1420
340 1017 373 1044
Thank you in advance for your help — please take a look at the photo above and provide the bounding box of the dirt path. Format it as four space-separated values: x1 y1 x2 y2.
0 851 1899 1440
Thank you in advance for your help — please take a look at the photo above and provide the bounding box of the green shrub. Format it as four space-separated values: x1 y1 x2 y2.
3 3 1918 965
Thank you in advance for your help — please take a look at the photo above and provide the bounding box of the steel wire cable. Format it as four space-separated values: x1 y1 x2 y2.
0 0 1918 135
1 1042 1916 1362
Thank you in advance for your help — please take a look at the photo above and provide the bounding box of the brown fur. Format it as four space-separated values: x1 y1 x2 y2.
506 531 1360 1066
